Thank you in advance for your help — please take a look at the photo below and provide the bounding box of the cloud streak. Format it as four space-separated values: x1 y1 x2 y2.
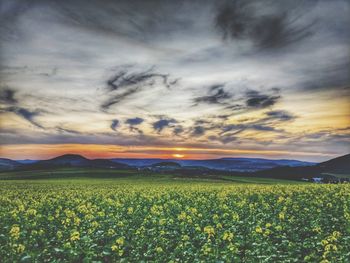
215 0 314 49
1 106 43 128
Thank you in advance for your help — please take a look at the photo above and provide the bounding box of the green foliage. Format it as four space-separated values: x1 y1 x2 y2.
0 180 349 262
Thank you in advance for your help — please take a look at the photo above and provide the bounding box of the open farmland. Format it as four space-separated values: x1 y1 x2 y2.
0 178 349 262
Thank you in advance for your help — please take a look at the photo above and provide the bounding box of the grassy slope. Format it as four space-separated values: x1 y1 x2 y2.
0 167 307 184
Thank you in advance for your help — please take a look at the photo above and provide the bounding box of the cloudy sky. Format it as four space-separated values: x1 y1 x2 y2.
0 0 349 161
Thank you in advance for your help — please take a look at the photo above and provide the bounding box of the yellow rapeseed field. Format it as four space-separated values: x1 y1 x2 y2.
0 180 349 262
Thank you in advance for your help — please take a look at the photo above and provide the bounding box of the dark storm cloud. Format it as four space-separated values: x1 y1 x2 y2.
0 88 17 104
153 118 177 133
215 0 314 49
1 106 43 128
193 84 232 105
245 90 280 108
110 119 119 131
125 117 144 126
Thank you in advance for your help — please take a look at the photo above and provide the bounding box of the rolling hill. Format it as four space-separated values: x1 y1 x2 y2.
0 158 22 170
1 154 348 183
111 157 314 172
20 154 130 170
254 154 350 181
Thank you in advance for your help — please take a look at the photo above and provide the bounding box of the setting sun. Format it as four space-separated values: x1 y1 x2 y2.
172 153 185 158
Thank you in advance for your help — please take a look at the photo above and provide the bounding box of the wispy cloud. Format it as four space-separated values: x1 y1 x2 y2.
0 88 17 104
153 118 177 133
110 119 119 131
245 90 281 109
1 106 43 128
101 66 178 110
125 117 144 126
215 0 314 49
193 84 231 105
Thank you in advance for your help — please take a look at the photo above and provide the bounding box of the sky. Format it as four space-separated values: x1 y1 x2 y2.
0 0 349 162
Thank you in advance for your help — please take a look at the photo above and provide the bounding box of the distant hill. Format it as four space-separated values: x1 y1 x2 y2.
0 158 22 170
18 154 130 170
38 154 90 166
254 154 350 181
151 161 181 167
317 154 350 173
2 155 314 172
16 159 38 164
112 157 314 172
88 159 129 169
0 154 348 182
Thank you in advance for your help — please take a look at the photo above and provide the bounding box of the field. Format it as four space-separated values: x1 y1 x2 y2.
0 172 349 262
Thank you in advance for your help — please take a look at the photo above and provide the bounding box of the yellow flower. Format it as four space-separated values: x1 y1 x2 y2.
222 231 234 241
277 196 284 203
325 244 337 252
56 231 63 239
10 225 20 239
275 225 282 231
107 229 115 236
26 208 37 217
264 229 271 236
232 212 239 221
16 244 25 253
278 212 285 220
178 211 187 220
18 204 25 212
204 226 215 237
70 231 80 241
182 235 190 241
63 242 71 249
202 244 212 255
255 226 263 234
127 207 134 214
111 245 118 251
190 207 198 214
116 237 124 246
332 231 341 239
74 217 81 226
313 227 321 234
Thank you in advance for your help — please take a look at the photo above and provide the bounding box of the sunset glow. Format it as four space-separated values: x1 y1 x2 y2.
173 154 185 158
0 0 349 162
